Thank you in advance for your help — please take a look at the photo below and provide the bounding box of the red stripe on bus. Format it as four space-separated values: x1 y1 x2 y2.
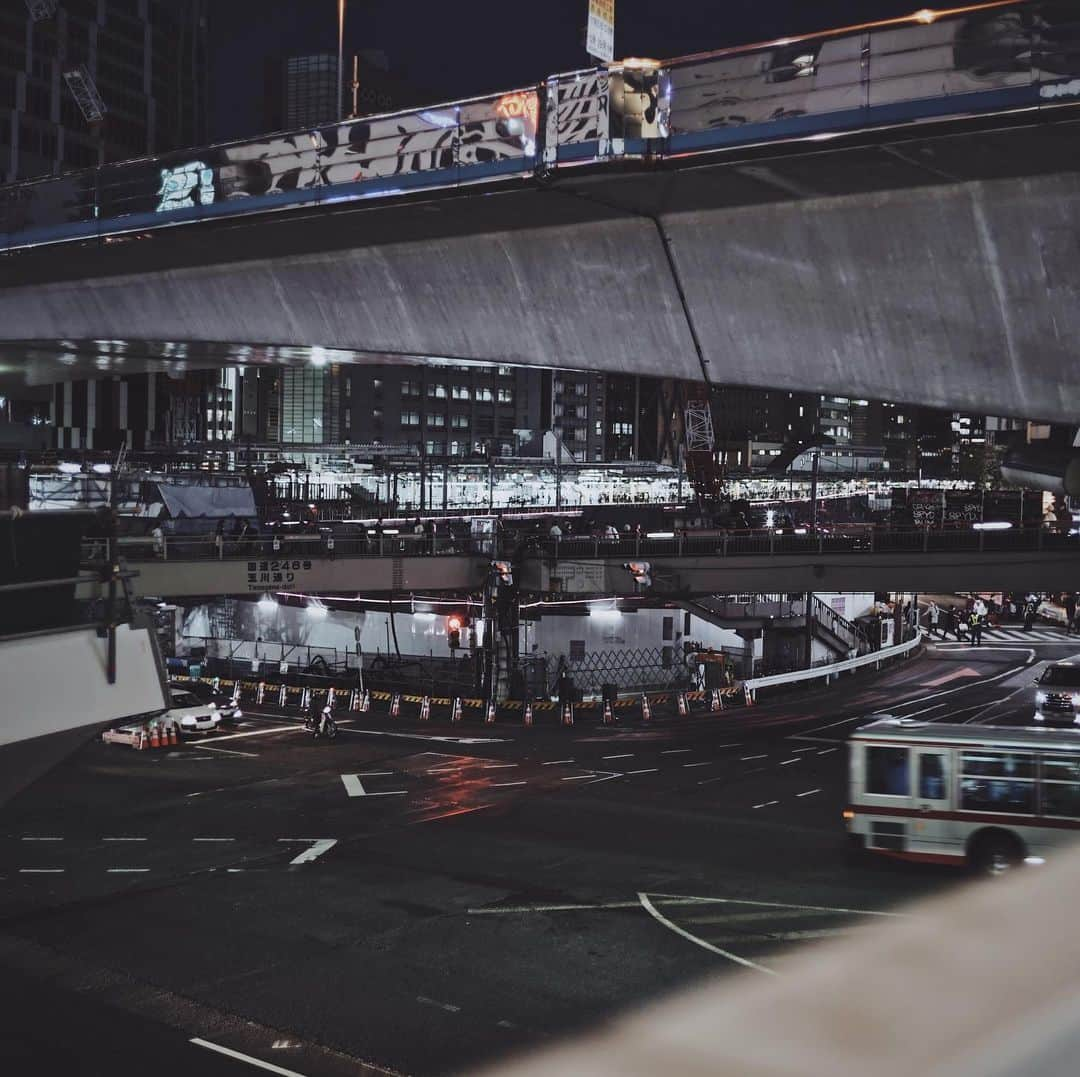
871 848 967 866
847 804 1080 830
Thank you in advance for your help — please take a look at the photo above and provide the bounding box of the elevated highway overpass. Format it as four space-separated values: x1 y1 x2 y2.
91 526 1080 600
2 2 1080 421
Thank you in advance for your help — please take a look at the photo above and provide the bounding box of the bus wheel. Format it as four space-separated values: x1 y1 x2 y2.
970 831 1023 877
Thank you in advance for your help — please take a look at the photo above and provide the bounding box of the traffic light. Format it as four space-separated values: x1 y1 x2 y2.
492 560 514 586
447 613 463 650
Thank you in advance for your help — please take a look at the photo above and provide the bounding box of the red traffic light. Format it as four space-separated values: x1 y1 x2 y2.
447 614 463 632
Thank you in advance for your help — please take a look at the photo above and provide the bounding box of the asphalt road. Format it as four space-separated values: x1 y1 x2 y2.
2 629 1078 1076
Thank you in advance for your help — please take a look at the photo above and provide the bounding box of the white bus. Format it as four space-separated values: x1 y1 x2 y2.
845 718 1080 875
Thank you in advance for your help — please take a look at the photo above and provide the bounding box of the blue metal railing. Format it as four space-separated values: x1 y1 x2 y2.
2 2 1078 253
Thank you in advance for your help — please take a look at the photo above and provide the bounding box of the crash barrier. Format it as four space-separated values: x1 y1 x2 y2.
741 631 924 705
167 674 746 727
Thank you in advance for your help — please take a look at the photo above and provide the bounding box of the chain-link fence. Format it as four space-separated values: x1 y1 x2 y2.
518 646 697 698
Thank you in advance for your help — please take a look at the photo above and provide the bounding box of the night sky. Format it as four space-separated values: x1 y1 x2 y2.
209 0 921 140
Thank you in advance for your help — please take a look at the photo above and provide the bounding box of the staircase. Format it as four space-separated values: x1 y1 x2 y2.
810 595 870 657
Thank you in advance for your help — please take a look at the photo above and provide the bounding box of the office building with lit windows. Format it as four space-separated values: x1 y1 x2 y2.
1 0 208 182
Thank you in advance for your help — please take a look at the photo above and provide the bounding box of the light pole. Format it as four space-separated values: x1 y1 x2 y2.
337 0 346 121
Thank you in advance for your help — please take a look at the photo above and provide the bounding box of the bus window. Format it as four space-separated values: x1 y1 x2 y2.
918 753 947 800
960 752 1035 814
867 746 909 796
1041 755 1080 818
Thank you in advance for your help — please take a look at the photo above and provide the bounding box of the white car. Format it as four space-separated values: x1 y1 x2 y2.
166 688 221 735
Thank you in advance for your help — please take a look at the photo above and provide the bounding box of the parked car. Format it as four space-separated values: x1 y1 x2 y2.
168 679 242 724
1033 662 1080 726
165 687 222 735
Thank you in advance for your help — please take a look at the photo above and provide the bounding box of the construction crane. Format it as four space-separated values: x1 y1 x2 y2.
683 397 723 504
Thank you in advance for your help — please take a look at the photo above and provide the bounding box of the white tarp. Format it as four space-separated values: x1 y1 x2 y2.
156 483 256 519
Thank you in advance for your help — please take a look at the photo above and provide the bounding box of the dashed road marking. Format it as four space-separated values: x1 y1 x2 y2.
196 744 260 758
683 761 713 768
491 780 528 788
193 837 235 842
18 868 64 874
359 770 395 776
817 748 838 756
791 747 818 753
417 995 461 1013
626 768 659 775
278 838 337 865
107 868 149 874
190 1038 312 1076
740 754 767 761
560 774 594 781
482 763 519 770
102 837 147 842
602 753 634 760
753 800 779 809
542 759 575 765
20 837 62 842
779 758 800 766
796 788 822 798
660 749 693 755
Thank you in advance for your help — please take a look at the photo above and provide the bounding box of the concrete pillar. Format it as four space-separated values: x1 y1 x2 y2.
736 629 757 680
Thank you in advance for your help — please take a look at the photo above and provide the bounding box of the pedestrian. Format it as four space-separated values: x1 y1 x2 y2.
549 521 562 539
1024 600 1036 632
928 601 941 637
151 524 164 559
1065 593 1077 635
971 612 983 646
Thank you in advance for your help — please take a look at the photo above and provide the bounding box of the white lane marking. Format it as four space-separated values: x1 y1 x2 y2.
561 774 594 781
753 801 779 809
426 767 462 774
19 868 64 873
921 665 983 688
107 868 149 873
469 895 907 918
192 837 235 842
416 995 461 1013
637 892 776 976
683 761 713 768
491 780 528 788
20 837 63 842
496 1020 517 1030
740 754 767 761
191 725 298 744
661 749 692 755
278 838 337 865
338 728 506 745
647 892 908 918
481 763 519 770
602 753 634 760
341 774 408 797
704 928 854 944
542 759 575 765
790 747 818 753
196 745 260 758
817 748 838 756
626 768 659 775
341 774 366 797
102 837 147 842
190 1038 312 1076
779 758 800 766
796 788 822 798
359 771 395 776
893 701 950 719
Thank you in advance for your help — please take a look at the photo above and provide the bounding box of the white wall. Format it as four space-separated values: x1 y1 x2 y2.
0 624 167 747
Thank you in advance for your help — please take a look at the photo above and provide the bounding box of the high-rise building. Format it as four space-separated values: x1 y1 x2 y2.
1 0 208 183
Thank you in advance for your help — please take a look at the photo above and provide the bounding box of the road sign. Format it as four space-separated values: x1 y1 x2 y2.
587 0 615 63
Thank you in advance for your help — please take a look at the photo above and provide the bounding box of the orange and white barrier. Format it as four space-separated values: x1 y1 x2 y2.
278 683 287 707
231 680 241 704
641 693 652 721
390 693 401 718
677 692 688 717
301 687 311 711
420 696 431 721
327 688 336 710
451 697 462 723
561 702 574 726
359 689 370 713
523 701 533 726
485 699 496 724
602 700 614 725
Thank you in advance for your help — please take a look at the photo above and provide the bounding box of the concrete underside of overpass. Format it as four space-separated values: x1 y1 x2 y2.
96 546 1080 600
2 111 1079 420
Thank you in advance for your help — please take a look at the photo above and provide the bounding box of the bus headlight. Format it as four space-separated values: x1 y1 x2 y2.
1036 691 1047 704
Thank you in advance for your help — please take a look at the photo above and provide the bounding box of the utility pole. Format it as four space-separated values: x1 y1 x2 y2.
336 0 346 121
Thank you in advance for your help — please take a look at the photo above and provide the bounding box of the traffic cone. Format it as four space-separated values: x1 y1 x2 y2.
149 725 160 749
420 696 431 721
561 702 574 726
641 693 651 721
451 697 462 723
360 689 370 713
677 692 688 717
523 702 533 727
710 688 723 713
602 700 614 725
485 699 496 724
390 693 401 718
168 723 178 746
